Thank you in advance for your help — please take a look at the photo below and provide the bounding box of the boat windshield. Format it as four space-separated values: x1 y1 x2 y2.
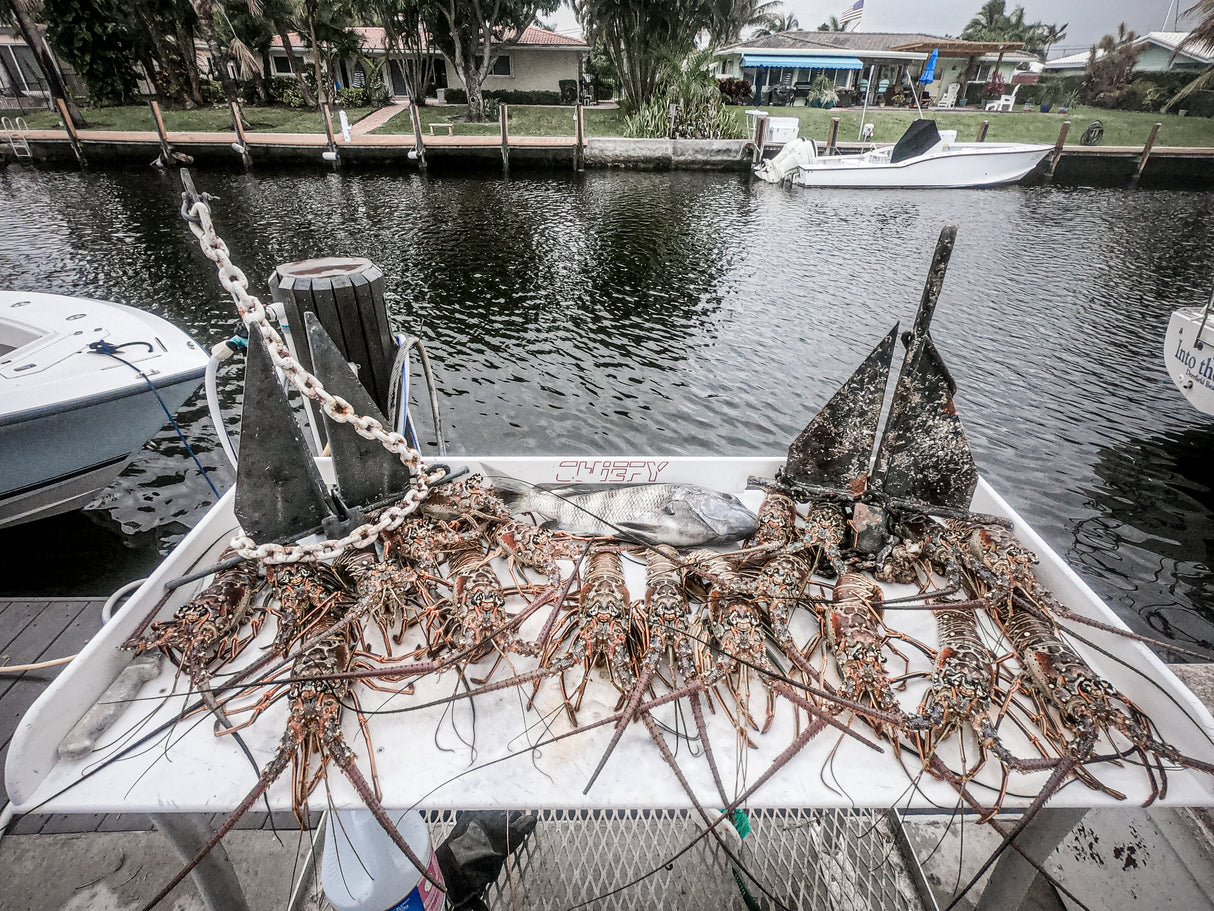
890 119 942 163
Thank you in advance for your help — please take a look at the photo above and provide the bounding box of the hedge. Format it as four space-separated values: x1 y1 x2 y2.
1015 71 1213 115
441 88 565 105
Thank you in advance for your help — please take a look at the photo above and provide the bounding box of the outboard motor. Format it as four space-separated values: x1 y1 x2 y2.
754 137 818 183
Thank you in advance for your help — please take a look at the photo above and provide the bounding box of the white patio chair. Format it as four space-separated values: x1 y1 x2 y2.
984 84 1021 112
935 83 960 109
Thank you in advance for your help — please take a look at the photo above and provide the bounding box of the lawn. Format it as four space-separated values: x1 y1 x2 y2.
17 104 373 134
731 104 1214 148
372 103 628 138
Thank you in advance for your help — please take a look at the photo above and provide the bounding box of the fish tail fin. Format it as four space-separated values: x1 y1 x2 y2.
483 469 543 516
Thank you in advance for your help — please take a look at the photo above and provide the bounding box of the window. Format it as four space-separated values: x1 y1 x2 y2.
476 54 512 77
272 55 293 75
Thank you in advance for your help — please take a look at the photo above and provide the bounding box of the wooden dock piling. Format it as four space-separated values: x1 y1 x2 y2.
752 116 767 165
148 100 173 165
55 97 85 167
826 117 839 154
575 103 585 171
409 99 426 169
1045 121 1071 182
1132 122 1162 187
229 101 251 168
320 102 339 166
500 102 510 172
976 120 989 142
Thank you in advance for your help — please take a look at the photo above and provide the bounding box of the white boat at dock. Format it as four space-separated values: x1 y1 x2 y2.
756 119 1053 189
0 289 208 529
1165 293 1214 417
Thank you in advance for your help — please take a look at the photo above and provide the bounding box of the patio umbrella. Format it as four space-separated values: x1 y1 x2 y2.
910 48 938 117
919 48 939 84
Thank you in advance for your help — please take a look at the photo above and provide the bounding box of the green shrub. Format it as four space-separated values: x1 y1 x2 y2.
199 80 226 105
625 95 745 139
440 87 562 107
267 70 317 108
483 97 500 120
488 89 561 105
594 77 615 100
559 79 578 105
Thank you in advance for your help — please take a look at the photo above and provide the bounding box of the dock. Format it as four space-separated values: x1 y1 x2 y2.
7 123 1214 185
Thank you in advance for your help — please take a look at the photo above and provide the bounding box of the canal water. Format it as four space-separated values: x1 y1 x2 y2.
1 167 1211 657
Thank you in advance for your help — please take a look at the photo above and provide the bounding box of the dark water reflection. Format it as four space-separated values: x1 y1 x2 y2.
0 168 1211 657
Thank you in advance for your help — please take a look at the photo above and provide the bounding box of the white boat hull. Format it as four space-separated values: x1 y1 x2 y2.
0 373 207 528
0 290 208 527
8 456 1214 816
1164 306 1214 417
792 142 1053 189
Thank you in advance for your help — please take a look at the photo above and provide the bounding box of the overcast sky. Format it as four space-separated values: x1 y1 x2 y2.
545 0 1200 59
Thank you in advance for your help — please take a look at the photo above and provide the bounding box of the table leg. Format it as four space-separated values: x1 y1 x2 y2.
974 807 1087 911
150 813 250 911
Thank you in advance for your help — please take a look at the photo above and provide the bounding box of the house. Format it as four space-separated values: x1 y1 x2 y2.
0 29 48 100
269 25 588 102
715 32 1036 107
1043 31 1214 73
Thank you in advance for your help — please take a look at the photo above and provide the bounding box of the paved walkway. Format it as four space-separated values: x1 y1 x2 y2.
347 103 409 135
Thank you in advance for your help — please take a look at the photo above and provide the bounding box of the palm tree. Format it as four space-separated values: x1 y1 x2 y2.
961 0 1011 41
817 15 841 31
752 12 797 36
1169 0 1214 108
709 0 782 44
1035 22 1067 59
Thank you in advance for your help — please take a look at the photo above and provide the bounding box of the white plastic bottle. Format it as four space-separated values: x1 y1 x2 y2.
322 809 445 911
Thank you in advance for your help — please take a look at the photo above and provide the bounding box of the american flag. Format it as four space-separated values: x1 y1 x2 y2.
840 0 863 28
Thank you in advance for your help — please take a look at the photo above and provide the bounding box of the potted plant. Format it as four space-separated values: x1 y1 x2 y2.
1057 89 1080 114
809 75 839 110
1038 84 1059 113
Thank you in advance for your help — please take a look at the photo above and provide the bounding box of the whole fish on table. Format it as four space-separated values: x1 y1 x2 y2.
488 476 758 546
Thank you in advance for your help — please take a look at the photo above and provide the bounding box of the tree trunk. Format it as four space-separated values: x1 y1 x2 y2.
191 0 241 104
176 22 204 107
138 48 164 99
307 10 326 103
132 0 187 104
272 16 314 106
960 56 979 100
259 47 273 103
8 0 86 126
465 72 484 121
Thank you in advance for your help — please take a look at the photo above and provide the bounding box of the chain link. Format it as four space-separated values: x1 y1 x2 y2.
185 198 437 563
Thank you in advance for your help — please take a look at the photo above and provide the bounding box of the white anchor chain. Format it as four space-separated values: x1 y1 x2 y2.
184 197 439 564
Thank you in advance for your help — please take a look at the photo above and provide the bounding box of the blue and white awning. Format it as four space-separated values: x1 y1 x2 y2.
740 54 864 70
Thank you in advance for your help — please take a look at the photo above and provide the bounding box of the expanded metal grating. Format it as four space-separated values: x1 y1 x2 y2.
425 808 925 911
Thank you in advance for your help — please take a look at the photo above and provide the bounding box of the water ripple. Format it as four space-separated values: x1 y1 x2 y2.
1 168 1211 654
